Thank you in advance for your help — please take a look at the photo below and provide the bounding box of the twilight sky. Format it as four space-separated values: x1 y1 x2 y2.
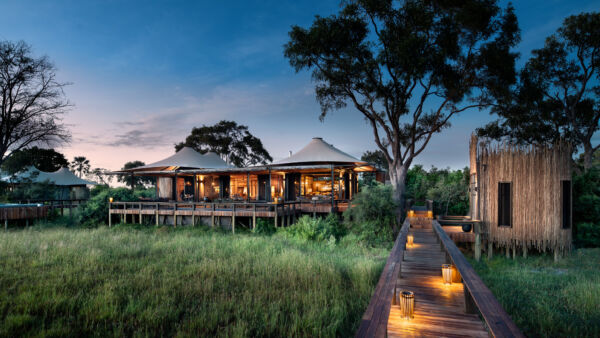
1 0 598 172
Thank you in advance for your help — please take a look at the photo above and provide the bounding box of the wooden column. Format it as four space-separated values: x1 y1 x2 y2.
174 203 177 228
487 242 493 260
211 204 215 227
247 172 250 202
232 204 236 234
155 203 159 226
252 204 256 230
108 201 112 228
523 245 528 258
268 169 272 202
4 219 7 231
474 222 481 261
330 165 335 211
274 205 278 227
139 203 142 224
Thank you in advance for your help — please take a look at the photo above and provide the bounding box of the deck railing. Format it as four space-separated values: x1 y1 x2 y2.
355 218 410 337
431 220 523 338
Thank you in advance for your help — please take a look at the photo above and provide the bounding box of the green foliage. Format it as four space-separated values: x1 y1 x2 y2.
0 226 387 337
175 120 272 167
573 168 600 247
283 214 345 243
404 165 469 216
471 249 600 337
576 223 600 248
7 180 59 201
78 186 154 226
344 184 397 246
253 218 276 235
117 161 154 187
1 147 69 174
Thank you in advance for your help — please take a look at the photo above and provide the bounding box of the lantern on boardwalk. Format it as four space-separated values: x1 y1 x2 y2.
442 264 453 284
400 291 415 319
407 234 414 247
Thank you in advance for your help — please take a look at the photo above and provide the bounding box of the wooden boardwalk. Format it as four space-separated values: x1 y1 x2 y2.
387 224 488 337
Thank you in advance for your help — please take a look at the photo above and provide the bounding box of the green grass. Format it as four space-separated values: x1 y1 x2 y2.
0 223 388 337
470 249 600 338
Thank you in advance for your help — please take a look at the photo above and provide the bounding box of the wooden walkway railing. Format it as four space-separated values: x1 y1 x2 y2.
356 218 523 338
356 219 410 337
432 220 523 338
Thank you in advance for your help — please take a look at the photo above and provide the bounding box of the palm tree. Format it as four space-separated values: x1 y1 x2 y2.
70 156 90 178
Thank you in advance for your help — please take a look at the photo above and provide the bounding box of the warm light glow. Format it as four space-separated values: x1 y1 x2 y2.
407 234 414 247
442 264 453 285
427 210 433 218
400 291 414 319
407 210 415 218
109 197 113 203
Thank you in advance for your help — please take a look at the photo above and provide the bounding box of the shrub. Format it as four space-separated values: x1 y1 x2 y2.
283 214 345 243
253 218 276 235
343 183 397 246
575 223 600 248
78 186 141 226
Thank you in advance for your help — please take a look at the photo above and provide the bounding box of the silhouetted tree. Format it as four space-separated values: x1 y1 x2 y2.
0 40 71 166
175 120 272 167
285 0 519 206
70 156 90 178
1 146 68 174
478 12 600 170
117 161 154 187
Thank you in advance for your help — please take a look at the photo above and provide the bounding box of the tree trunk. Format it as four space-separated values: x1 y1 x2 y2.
583 142 593 171
389 162 408 231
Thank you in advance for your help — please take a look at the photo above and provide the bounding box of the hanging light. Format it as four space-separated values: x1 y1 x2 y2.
407 234 414 247
400 291 415 319
442 264 453 285
109 197 113 203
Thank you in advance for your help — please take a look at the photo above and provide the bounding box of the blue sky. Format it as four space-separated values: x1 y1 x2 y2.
0 0 598 171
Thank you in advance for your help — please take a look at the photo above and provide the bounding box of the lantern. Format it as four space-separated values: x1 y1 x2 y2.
109 197 113 203
442 264 453 285
407 234 414 247
400 291 415 319
427 210 433 218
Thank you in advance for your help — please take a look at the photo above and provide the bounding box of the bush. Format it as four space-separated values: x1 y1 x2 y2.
253 218 276 235
78 186 142 226
575 223 600 248
343 183 397 246
283 214 345 243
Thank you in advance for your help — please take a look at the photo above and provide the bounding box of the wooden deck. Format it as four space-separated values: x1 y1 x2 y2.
387 225 487 337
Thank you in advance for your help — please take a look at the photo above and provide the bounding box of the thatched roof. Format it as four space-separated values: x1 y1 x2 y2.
123 147 233 172
273 137 366 166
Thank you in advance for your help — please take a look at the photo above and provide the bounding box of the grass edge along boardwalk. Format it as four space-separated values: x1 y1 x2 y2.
358 217 523 338
0 224 388 337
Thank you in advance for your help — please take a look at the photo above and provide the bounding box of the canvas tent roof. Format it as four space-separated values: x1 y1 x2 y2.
2 166 96 186
124 147 233 172
273 137 367 166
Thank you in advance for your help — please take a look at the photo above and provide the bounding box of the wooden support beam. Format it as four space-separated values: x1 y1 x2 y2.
4 219 7 231
523 245 528 258
252 204 256 230
488 242 493 260
192 204 195 226
232 204 236 234
474 222 481 261
139 203 142 224
274 205 278 227
155 203 159 226
512 246 516 259
211 204 215 227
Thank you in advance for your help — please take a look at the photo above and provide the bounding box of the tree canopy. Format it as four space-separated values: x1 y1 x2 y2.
0 40 71 166
1 146 68 174
70 156 90 178
117 161 154 187
285 0 520 203
477 12 600 170
175 120 272 167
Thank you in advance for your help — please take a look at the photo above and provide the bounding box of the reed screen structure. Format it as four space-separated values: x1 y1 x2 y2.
470 135 572 256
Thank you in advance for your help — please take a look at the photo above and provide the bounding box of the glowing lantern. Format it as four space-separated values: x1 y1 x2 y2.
109 197 113 203
400 291 415 319
442 264 453 285
407 234 414 247
427 210 433 218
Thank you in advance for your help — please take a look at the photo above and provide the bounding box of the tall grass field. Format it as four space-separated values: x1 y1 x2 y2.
0 224 388 337
471 249 600 337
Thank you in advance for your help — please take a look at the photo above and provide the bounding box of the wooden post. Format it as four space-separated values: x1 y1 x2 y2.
139 203 142 224
292 203 296 224
252 204 256 230
487 242 493 260
232 204 236 234
506 246 510 258
246 172 250 202
554 247 560 262
274 205 278 227
464 289 477 314
155 203 159 226
4 219 7 231
108 201 112 228
512 246 516 259
192 204 195 226
211 203 215 227
313 200 316 219
523 245 528 258
330 165 335 211
474 222 481 262
174 203 177 228
286 205 290 226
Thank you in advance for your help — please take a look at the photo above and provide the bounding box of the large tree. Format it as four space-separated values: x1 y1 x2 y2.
284 0 519 206
0 41 70 166
175 120 272 167
478 12 600 170
117 161 154 187
70 156 90 178
1 146 68 174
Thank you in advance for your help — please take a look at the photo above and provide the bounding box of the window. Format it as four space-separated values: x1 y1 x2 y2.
562 180 572 229
498 182 511 227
